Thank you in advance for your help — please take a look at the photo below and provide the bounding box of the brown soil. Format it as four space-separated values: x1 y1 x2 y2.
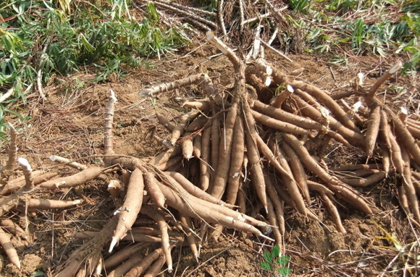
0 43 418 277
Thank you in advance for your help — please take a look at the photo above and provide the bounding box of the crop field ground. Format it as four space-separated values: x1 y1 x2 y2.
0 1 419 276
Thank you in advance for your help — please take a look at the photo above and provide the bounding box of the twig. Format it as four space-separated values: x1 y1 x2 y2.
241 12 271 25
37 69 47 101
37 42 48 100
238 0 245 32
259 39 294 63
217 0 227 36
184 17 211 31
49 155 87 170
0 88 14 104
264 0 289 26
252 25 262 59
206 31 241 69
272 84 294 108
165 0 216 16
268 27 279 45
5 123 17 171
104 89 117 155
153 1 216 29
367 61 402 98
139 74 204 97
17 158 34 190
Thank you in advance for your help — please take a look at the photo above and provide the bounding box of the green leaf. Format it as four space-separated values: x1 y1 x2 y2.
31 271 46 277
263 251 272 263
278 267 292 276
146 2 159 22
271 244 280 258
277 255 291 266
260 261 271 271
79 34 95 53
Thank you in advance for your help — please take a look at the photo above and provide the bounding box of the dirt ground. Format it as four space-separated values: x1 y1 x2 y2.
0 43 419 276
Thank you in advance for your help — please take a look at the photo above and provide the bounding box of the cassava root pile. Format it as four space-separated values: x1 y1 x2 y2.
1 30 419 276
54 32 420 275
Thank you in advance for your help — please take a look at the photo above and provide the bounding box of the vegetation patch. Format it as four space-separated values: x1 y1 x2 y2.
0 1 420 276
0 0 189 138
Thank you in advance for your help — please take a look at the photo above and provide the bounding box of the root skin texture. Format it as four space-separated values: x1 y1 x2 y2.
125 248 163 277
365 103 381 157
40 167 104 189
144 172 166 208
252 99 324 130
104 243 145 269
110 168 144 253
3 29 416 276
281 142 311 204
226 116 245 205
107 253 144 277
0 227 20 269
156 179 269 238
211 101 238 199
282 133 373 214
401 147 420 221
383 104 420 165
251 109 312 135
290 94 364 145
200 125 212 191
141 205 173 273
257 135 306 216
243 100 268 212
320 192 346 233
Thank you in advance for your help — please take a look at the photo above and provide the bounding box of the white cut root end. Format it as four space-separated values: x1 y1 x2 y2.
353 101 363 112
17 158 32 171
109 88 118 103
357 72 365 86
206 31 227 54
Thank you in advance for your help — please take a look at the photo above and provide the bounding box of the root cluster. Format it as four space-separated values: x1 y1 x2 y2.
1 31 419 277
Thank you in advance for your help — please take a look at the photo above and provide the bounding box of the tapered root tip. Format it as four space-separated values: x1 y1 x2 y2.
259 232 275 242
184 154 193 160
109 237 117 253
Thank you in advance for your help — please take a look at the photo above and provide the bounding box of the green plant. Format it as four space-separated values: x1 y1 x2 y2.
278 0 419 70
260 244 291 276
275 84 287 96
289 0 312 13
371 220 419 273
0 0 189 139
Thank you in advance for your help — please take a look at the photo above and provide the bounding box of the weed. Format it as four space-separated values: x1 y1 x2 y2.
0 0 189 139
371 220 419 275
282 0 420 70
260 244 291 276
289 0 312 13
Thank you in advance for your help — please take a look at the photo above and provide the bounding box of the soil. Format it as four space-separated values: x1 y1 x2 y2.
0 42 418 277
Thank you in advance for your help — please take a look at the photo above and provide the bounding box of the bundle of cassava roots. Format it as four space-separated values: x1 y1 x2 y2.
1 32 419 277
